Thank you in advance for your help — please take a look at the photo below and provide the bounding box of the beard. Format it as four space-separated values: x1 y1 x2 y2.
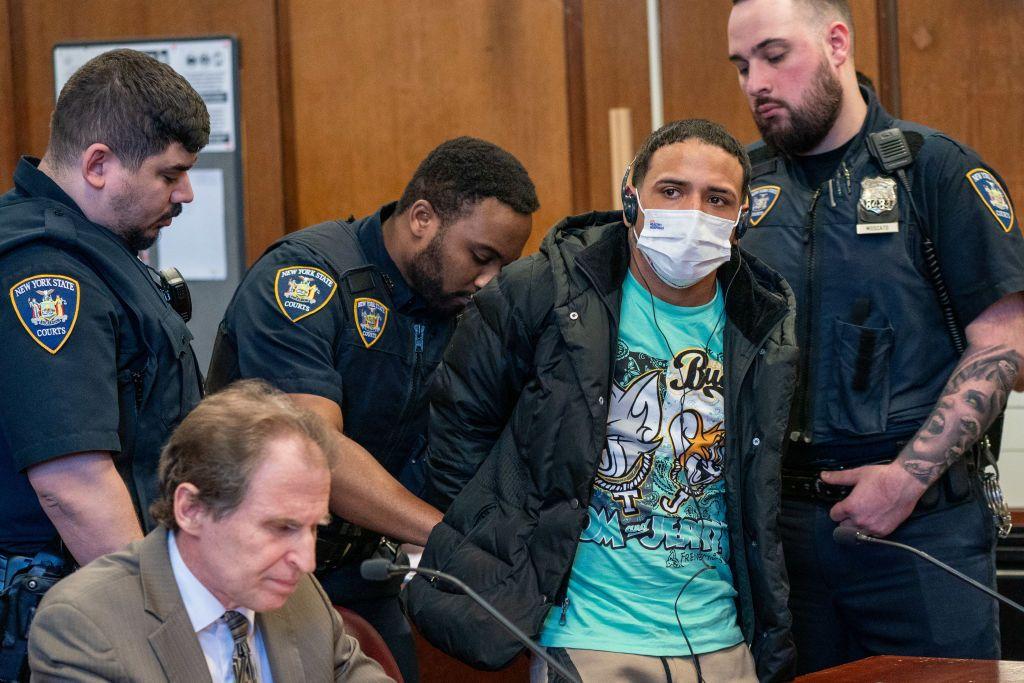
753 57 843 155
406 230 472 317
108 183 182 252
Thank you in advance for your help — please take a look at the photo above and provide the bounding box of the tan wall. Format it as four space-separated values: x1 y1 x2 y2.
0 0 1020 256
281 0 573 256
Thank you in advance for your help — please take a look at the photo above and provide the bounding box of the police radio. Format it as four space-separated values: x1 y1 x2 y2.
158 267 192 322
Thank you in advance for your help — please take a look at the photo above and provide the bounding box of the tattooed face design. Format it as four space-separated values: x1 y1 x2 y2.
902 346 1021 485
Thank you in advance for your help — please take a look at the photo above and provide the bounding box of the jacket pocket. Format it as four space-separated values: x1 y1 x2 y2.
827 318 893 436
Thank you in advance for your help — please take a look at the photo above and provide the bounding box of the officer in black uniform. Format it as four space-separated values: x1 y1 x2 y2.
206 136 539 681
728 0 1024 673
0 49 208 679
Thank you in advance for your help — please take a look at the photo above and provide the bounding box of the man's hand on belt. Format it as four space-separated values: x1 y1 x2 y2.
820 463 928 536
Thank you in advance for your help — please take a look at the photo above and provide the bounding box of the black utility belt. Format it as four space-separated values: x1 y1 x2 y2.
782 458 975 509
315 517 400 573
0 550 67 593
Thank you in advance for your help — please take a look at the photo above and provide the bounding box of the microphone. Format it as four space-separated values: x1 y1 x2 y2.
832 526 1024 615
361 559 581 683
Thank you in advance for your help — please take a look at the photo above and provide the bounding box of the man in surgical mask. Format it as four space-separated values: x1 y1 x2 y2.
404 119 801 683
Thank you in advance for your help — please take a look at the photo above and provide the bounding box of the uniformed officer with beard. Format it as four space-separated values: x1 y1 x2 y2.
728 0 1024 673
206 136 539 681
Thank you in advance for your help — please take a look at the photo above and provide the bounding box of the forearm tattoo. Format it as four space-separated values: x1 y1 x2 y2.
898 345 1021 486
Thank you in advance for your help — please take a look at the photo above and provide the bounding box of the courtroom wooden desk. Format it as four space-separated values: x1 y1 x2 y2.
796 656 1024 682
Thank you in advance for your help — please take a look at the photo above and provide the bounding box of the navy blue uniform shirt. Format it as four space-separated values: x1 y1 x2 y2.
0 158 203 554
742 87 1024 453
208 203 453 486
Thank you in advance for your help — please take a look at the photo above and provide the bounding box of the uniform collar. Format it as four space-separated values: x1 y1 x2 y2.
356 202 427 312
13 156 85 215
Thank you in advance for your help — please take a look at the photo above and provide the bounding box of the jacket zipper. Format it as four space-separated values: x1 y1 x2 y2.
558 597 571 626
792 189 822 444
132 371 144 410
381 322 426 474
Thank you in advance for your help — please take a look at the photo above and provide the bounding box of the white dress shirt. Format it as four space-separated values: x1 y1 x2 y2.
168 531 275 682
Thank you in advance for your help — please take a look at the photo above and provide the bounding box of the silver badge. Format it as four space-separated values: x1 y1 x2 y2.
859 176 897 215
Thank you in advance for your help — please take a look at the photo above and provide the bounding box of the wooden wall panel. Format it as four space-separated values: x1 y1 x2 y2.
0 0 15 190
897 0 1024 200
575 0 651 212
284 0 572 255
5 0 285 263
659 0 880 147
0 0 15 189
660 2 758 145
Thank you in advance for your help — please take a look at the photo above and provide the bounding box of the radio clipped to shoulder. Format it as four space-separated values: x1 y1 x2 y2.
158 266 192 322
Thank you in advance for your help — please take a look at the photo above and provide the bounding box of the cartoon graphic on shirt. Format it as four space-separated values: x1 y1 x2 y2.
585 340 727 565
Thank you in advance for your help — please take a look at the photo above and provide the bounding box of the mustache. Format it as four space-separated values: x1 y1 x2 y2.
168 203 183 219
754 96 788 111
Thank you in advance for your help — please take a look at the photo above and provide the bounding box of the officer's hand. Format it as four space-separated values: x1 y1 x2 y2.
821 463 928 537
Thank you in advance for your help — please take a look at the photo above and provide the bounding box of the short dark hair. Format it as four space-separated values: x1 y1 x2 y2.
47 49 210 171
732 0 855 41
396 136 539 224
150 380 332 531
632 119 751 197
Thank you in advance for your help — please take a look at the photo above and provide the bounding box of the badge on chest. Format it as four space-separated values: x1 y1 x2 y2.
354 297 389 348
856 176 900 235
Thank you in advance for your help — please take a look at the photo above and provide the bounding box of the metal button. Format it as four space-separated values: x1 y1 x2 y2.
569 498 580 509
752 437 761 447
53 209 64 217
597 396 605 405
759 348 766 355
569 311 579 320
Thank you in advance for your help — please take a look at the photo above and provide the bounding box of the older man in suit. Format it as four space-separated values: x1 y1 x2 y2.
28 380 391 682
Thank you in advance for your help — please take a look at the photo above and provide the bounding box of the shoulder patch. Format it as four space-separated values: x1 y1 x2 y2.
749 185 781 227
9 274 80 354
354 297 389 348
966 168 1015 233
274 266 337 322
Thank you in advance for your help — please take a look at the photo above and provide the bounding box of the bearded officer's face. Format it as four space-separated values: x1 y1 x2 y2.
728 0 844 155
103 142 198 252
406 197 532 316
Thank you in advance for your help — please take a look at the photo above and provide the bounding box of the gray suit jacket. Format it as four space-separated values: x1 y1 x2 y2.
28 527 391 682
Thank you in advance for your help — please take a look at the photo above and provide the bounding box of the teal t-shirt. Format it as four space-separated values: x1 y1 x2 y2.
539 271 742 656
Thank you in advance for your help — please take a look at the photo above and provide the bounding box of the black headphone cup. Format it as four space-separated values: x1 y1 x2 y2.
620 165 639 226
623 192 638 226
735 218 748 240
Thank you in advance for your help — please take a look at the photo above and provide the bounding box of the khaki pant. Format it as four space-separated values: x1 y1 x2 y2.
531 642 757 683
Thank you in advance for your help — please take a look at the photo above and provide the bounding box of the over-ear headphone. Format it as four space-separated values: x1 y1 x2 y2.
620 163 638 226
731 186 751 240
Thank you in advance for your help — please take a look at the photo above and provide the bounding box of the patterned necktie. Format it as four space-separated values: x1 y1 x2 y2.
223 610 259 683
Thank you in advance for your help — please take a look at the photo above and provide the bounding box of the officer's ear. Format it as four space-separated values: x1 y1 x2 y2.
824 20 853 68
408 199 441 242
80 143 117 190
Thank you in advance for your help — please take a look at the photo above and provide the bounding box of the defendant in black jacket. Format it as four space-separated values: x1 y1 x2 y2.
406 120 799 682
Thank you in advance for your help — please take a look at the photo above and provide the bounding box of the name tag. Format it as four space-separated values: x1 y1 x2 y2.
856 222 899 235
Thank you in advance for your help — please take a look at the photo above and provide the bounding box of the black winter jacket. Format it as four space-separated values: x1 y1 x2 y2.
405 212 799 681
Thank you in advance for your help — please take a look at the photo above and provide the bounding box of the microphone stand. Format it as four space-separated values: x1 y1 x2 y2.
834 527 1024 615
